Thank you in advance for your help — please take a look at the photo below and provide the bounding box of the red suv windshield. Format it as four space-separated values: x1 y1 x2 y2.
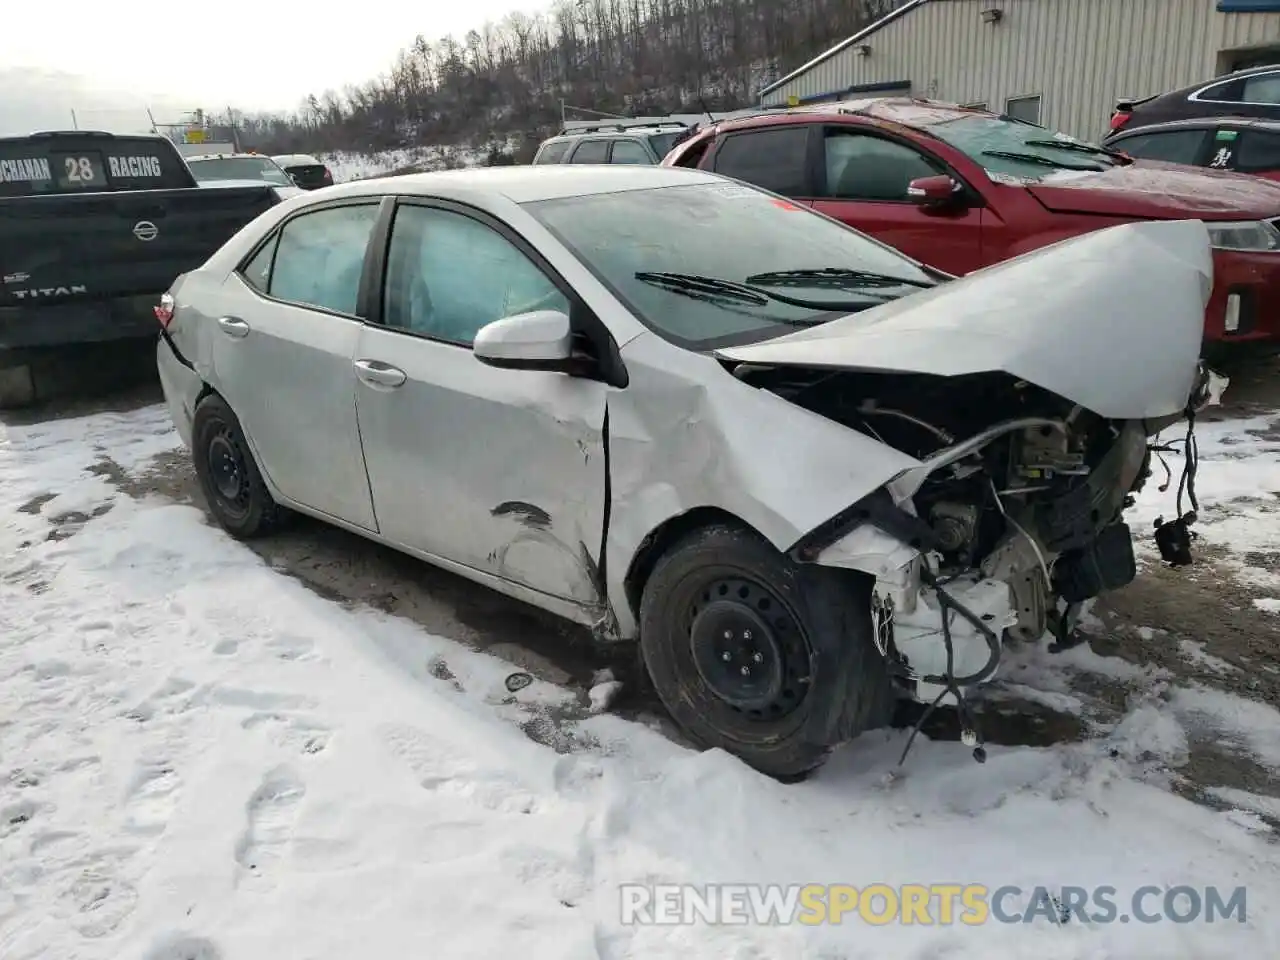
927 114 1127 181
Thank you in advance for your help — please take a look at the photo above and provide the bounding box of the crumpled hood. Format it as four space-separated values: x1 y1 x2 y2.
1026 161 1280 218
716 219 1212 421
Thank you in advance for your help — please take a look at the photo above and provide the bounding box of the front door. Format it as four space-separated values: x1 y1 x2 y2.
352 199 609 606
809 126 986 276
211 201 381 530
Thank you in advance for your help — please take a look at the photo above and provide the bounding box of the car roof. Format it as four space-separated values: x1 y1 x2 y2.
272 154 322 165
548 129 662 141
309 164 721 203
186 153 278 161
1108 116 1280 137
708 97 985 136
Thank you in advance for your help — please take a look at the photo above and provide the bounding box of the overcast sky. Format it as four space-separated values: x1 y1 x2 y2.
2 0 533 134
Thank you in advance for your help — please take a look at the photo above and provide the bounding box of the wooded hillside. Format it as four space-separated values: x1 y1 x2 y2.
224 0 900 158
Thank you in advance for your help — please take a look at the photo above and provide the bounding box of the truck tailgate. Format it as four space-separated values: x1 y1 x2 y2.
0 186 276 308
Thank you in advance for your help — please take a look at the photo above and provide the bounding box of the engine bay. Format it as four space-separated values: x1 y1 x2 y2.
737 365 1162 750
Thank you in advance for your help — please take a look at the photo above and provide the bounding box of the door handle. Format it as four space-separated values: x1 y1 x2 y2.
217 316 250 338
353 359 407 388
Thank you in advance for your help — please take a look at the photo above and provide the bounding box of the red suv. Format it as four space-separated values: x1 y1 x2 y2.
663 98 1280 346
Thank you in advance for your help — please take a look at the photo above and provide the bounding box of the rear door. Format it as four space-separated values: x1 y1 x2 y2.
808 126 985 275
1107 127 1214 166
1229 128 1280 181
567 139 612 164
608 139 654 164
211 198 382 530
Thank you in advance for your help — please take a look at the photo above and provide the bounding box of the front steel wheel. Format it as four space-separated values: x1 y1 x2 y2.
639 523 893 780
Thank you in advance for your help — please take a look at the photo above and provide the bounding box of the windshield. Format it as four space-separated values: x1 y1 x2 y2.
929 114 1125 181
522 181 937 349
648 132 681 159
188 157 293 186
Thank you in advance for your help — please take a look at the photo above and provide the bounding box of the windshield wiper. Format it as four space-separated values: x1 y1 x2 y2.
744 267 934 290
1022 139 1129 162
634 271 769 305
981 150 1105 172
634 271 892 313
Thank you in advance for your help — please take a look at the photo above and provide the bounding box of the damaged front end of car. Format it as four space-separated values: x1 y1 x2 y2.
715 219 1225 759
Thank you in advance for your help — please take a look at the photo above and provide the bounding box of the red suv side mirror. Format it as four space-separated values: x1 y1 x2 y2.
907 174 962 206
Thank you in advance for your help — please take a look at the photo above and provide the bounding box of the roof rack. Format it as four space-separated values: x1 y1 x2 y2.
557 119 691 136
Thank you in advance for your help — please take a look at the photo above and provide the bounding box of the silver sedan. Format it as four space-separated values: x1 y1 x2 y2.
155 165 1215 779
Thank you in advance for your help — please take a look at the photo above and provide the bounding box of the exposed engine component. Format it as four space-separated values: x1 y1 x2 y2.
751 364 1210 767
928 501 981 559
1010 421 1089 482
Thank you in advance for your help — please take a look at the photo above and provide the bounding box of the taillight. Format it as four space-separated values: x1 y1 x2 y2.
322 167 333 185
1109 110 1132 132
154 292 175 328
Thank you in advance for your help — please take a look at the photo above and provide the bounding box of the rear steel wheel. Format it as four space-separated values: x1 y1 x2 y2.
191 394 284 540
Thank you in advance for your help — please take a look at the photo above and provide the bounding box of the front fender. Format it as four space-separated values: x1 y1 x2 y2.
604 333 921 637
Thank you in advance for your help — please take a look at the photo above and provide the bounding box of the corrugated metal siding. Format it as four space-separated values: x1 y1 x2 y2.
760 0 1280 139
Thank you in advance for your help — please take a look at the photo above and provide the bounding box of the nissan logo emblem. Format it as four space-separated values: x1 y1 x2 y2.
133 221 159 242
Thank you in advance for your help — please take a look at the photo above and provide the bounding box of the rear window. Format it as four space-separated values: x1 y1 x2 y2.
189 157 293 186
535 140 572 164
648 132 682 158
0 134 191 197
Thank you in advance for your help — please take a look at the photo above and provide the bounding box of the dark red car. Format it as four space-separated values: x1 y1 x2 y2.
1102 117 1280 183
663 98 1280 346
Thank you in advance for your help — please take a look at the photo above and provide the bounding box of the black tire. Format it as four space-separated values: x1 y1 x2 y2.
190 393 284 540
638 522 894 781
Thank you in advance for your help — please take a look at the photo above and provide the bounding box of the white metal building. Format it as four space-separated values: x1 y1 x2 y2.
758 0 1280 138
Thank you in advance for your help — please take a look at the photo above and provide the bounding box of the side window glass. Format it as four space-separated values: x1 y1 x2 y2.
268 204 379 315
1234 130 1280 171
240 233 279 293
570 140 610 163
610 140 652 164
712 127 810 196
823 131 943 201
1242 72 1280 104
673 137 712 168
382 205 570 347
1199 78 1246 102
536 141 570 164
1113 129 1208 166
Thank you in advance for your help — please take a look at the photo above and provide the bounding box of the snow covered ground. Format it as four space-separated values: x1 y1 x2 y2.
2 389 1280 959
323 141 512 183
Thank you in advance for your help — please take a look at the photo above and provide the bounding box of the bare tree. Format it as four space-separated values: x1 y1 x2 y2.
225 0 899 154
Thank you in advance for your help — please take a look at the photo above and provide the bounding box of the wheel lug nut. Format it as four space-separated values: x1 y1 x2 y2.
740 666 750 676
743 629 752 640
723 630 733 639
722 652 731 662
752 652 763 663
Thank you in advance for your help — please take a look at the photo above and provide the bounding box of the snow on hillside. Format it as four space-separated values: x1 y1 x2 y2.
323 138 519 183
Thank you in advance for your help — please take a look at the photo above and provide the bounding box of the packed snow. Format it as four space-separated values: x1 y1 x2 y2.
2 400 1279 959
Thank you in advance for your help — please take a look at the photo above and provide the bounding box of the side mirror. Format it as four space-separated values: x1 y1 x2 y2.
907 174 963 207
473 309 574 370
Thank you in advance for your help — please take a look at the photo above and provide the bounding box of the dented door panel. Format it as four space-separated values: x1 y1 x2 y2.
353 324 610 607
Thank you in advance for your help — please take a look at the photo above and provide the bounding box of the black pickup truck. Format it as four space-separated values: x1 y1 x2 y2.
0 131 280 406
